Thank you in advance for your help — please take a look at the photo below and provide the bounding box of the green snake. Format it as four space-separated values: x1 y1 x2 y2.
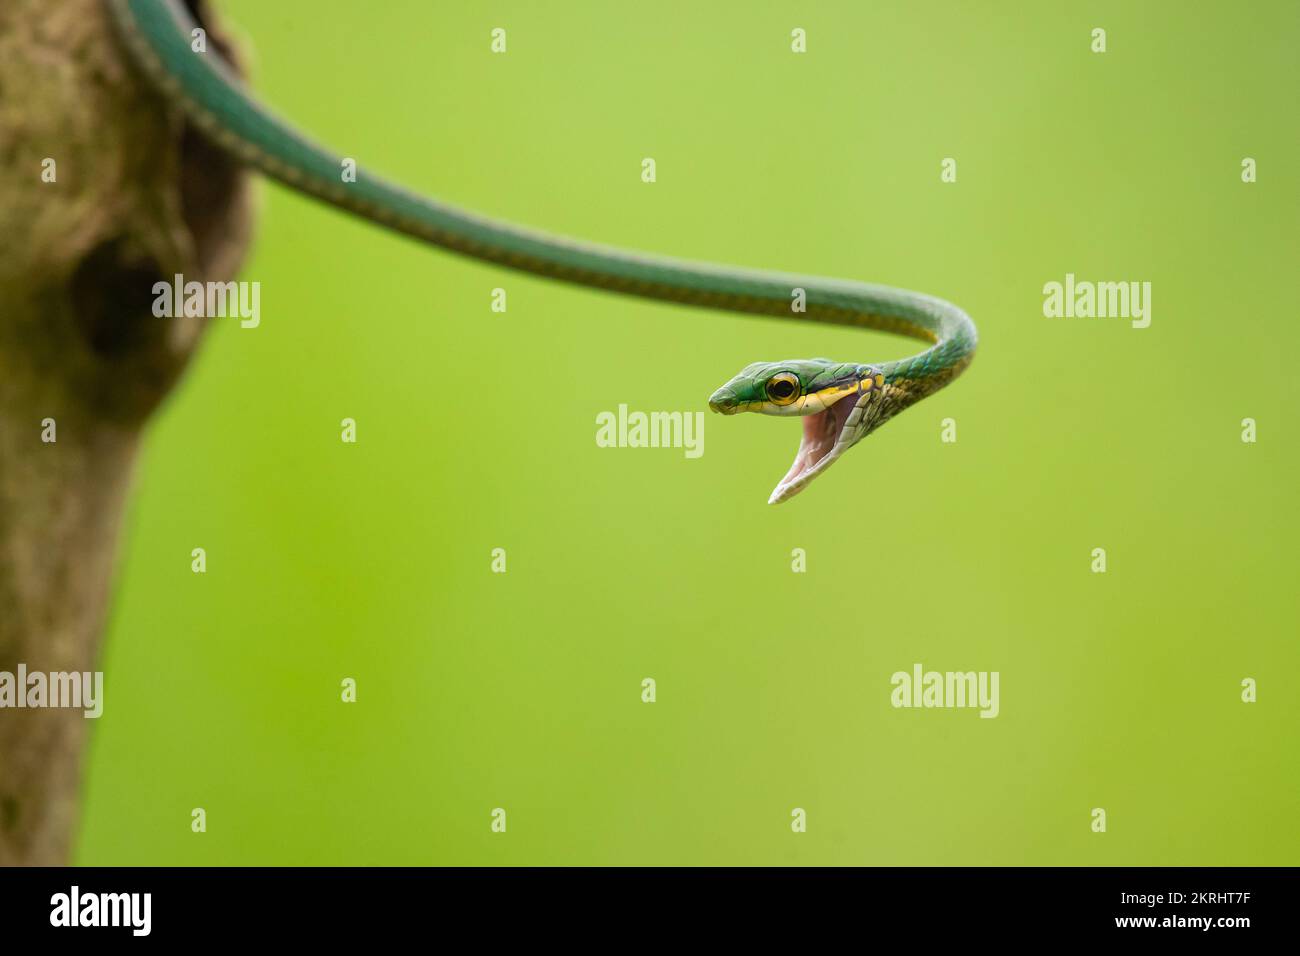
109 0 977 504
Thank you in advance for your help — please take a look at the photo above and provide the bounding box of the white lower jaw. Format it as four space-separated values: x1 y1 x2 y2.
768 394 859 504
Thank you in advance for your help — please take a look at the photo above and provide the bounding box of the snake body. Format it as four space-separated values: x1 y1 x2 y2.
108 0 976 503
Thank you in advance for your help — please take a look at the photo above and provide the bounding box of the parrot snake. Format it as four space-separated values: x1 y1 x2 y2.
108 0 977 503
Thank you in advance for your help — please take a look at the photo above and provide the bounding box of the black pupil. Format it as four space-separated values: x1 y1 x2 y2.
771 379 795 399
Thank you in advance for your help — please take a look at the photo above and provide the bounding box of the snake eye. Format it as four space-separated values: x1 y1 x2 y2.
765 372 800 406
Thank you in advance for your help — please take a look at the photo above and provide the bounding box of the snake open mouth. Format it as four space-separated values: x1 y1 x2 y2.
770 390 860 504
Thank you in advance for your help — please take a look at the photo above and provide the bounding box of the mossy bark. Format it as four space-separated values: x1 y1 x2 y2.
0 0 252 865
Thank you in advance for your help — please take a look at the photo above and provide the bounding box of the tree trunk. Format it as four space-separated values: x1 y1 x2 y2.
0 0 252 865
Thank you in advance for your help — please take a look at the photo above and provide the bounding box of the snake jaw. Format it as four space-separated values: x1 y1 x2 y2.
769 386 868 504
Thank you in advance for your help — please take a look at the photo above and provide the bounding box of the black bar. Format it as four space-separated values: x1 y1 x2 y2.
0 866 1290 940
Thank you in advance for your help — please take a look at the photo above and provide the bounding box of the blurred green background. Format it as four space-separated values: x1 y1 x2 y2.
77 0 1298 864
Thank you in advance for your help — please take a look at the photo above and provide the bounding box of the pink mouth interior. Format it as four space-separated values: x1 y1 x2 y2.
775 393 857 493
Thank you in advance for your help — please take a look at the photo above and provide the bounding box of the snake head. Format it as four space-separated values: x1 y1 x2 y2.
708 359 885 504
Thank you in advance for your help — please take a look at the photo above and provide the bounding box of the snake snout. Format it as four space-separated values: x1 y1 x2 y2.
708 387 739 414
